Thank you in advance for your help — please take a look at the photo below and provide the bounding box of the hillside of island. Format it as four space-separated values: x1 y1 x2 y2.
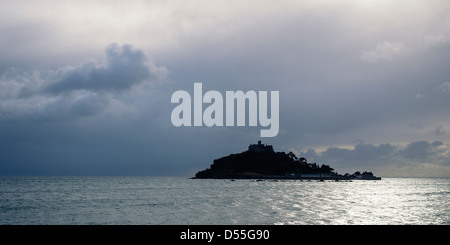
194 141 381 180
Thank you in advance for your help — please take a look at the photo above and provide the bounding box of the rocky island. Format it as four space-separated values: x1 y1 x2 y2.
194 141 381 180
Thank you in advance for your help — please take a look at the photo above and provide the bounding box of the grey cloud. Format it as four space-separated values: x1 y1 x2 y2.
298 141 449 176
297 142 398 175
398 140 445 160
0 44 168 122
321 143 396 163
41 92 113 120
400 140 434 159
68 93 110 117
45 44 166 94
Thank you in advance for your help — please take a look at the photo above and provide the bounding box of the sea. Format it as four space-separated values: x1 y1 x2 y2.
0 176 449 225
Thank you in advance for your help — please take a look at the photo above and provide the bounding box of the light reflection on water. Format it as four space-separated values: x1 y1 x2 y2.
268 178 450 225
0 177 448 225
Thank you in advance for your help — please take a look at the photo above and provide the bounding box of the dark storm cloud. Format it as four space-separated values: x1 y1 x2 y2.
0 44 167 121
0 44 172 175
45 44 155 94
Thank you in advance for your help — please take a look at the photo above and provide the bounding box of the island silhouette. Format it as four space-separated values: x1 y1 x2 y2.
194 141 381 180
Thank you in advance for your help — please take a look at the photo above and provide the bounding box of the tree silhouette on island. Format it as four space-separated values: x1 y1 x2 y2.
194 141 381 180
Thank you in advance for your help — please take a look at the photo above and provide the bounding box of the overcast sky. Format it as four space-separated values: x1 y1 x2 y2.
1 0 450 177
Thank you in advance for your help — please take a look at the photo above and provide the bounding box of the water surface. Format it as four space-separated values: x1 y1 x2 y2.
0 177 448 225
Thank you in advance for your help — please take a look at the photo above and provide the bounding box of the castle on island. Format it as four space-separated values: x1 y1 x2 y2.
248 140 274 153
194 140 381 180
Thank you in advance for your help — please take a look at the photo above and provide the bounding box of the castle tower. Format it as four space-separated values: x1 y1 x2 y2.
248 140 274 153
